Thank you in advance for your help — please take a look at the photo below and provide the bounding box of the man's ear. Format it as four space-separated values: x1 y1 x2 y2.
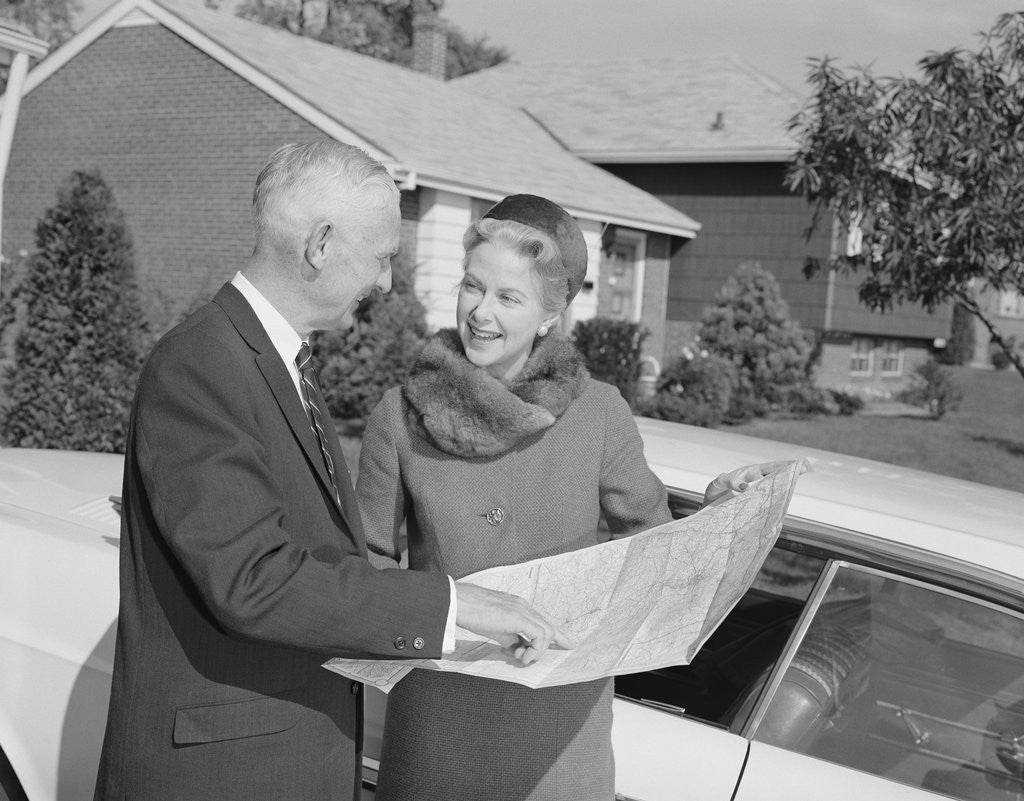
304 220 333 270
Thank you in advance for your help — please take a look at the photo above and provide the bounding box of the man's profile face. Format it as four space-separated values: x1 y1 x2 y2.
327 198 401 331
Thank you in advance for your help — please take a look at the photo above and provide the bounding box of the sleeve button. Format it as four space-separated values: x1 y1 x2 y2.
394 636 407 649
413 637 425 650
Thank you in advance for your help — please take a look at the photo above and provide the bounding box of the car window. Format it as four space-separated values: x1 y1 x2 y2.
752 563 1024 801
614 543 827 728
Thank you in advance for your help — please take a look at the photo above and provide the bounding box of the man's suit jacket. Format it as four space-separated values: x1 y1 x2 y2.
94 284 450 801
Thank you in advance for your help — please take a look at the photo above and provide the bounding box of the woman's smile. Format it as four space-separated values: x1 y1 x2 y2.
467 323 502 342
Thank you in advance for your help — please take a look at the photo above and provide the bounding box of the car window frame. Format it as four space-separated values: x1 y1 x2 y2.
669 486 1024 615
660 486 1024 743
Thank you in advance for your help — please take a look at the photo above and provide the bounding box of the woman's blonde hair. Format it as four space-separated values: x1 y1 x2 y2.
462 217 570 316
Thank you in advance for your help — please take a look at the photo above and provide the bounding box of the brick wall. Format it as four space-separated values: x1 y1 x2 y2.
6 23 324 332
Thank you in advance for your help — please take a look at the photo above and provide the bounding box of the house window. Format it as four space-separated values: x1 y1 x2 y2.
605 240 637 320
850 338 873 375
879 340 904 376
997 290 1024 319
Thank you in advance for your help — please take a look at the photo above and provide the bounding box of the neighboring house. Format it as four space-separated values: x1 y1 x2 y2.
0 0 698 344
455 56 952 396
972 288 1024 368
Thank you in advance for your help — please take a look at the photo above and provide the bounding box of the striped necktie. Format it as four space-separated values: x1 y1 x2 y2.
295 342 341 507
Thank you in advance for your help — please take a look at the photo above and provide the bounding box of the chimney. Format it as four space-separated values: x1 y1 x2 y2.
412 1 447 80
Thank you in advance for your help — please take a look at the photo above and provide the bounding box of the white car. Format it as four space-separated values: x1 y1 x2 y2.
3 420 1024 801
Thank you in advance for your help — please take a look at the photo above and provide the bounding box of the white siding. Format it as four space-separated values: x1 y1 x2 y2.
414 188 471 331
563 219 603 332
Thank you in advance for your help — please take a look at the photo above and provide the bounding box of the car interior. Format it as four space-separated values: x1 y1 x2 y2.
614 544 826 728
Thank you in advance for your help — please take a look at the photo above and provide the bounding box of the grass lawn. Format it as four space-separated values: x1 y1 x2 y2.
729 366 1024 494
339 366 1024 495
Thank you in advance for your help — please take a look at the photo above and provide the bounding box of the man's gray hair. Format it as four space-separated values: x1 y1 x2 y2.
251 140 398 252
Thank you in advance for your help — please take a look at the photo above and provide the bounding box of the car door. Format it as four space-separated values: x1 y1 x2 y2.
613 543 828 800
613 500 1024 801
612 698 747 800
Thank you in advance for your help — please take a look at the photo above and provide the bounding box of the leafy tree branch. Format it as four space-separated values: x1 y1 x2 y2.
787 12 1024 381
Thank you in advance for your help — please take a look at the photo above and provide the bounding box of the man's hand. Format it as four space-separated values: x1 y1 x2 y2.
703 460 793 507
455 582 575 666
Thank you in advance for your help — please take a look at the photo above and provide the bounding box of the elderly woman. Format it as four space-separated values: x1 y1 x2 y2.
358 194 751 800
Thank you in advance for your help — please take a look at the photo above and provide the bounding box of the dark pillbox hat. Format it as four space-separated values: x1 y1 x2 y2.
482 194 588 304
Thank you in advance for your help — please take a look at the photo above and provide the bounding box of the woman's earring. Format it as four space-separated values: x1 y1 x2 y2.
538 325 549 336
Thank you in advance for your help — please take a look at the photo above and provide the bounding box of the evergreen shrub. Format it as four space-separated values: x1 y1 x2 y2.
698 262 819 422
313 250 428 426
990 337 1016 371
898 358 963 420
634 349 737 428
571 317 648 403
1 171 147 452
828 389 865 416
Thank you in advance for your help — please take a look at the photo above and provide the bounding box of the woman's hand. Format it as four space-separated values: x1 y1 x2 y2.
703 460 796 507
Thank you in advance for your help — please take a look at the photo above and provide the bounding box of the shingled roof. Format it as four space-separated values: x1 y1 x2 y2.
19 0 699 237
453 54 804 164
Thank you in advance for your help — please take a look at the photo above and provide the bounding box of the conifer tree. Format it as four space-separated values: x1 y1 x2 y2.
2 170 147 451
699 262 819 421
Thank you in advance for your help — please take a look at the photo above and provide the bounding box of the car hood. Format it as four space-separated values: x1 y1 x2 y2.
0 447 124 534
636 417 1024 580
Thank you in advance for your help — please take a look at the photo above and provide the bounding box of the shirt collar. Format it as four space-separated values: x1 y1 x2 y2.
230 272 304 367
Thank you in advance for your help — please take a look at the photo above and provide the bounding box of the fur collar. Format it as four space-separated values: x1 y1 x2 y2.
403 329 589 458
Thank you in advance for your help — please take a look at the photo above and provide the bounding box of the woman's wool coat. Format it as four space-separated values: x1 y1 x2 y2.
357 330 671 801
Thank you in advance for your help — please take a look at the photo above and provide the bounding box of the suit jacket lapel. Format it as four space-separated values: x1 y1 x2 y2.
211 284 362 538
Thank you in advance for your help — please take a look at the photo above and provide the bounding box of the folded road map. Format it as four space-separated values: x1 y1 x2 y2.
324 459 806 692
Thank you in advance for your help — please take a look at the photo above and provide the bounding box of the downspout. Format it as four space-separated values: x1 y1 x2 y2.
0 24 49 297
0 52 32 254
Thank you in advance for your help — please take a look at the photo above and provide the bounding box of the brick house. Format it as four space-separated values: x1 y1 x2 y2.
455 56 953 396
0 0 698 341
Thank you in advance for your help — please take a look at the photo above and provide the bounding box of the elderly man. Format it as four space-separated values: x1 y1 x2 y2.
94 140 569 801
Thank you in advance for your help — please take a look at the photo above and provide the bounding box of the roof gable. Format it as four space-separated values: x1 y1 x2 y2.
15 0 700 236
453 55 805 163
